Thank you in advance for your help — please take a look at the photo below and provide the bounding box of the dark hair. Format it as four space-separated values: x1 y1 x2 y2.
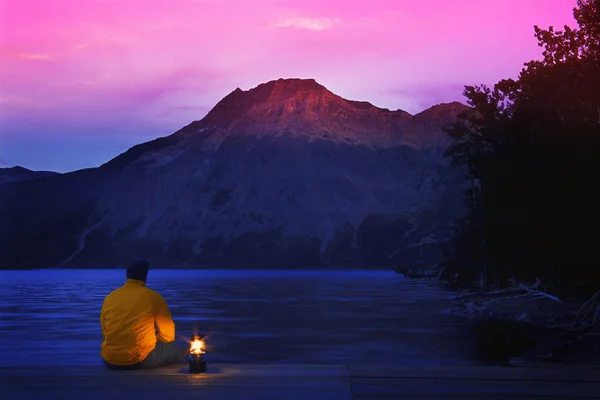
126 258 150 282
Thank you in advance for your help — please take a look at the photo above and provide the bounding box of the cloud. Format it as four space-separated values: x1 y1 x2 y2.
273 17 341 31
74 43 92 50
18 53 51 60
173 105 209 111
162 105 211 119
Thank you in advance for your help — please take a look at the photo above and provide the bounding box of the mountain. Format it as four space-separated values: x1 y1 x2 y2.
0 78 469 269
0 166 60 185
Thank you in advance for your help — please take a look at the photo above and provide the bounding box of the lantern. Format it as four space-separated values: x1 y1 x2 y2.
189 333 207 373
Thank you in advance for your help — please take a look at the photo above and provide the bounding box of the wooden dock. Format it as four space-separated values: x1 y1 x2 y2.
2 364 600 399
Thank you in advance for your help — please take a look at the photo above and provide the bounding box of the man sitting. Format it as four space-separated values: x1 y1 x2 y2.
100 259 189 369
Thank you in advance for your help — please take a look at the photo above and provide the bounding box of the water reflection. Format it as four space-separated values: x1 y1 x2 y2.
0 269 476 366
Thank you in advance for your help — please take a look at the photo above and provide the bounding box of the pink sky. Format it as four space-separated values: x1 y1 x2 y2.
0 0 576 172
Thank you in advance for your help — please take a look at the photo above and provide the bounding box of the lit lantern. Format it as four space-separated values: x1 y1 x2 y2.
189 333 207 373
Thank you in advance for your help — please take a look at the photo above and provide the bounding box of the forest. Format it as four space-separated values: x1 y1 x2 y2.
443 0 600 300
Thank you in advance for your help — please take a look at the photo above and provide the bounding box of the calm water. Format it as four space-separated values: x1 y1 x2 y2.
0 269 477 366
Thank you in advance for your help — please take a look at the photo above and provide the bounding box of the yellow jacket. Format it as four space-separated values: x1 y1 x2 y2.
100 279 175 365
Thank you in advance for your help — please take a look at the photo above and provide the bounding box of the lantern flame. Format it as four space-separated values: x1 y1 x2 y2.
190 337 205 355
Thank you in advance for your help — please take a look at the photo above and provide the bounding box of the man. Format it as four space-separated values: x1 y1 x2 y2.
100 259 189 369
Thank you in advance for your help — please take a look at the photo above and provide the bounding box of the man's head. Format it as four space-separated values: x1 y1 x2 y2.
126 258 150 283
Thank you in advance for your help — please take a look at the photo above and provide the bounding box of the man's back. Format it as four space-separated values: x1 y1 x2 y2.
100 279 174 366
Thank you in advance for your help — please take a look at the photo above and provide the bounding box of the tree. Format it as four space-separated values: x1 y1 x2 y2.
444 0 600 292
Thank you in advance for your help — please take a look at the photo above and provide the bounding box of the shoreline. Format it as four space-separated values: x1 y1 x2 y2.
409 274 600 367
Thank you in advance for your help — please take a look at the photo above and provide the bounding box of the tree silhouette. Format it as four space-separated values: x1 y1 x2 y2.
444 0 600 293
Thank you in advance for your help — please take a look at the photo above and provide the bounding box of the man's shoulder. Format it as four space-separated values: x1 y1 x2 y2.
143 286 164 299
103 286 127 303
102 284 163 302
104 287 120 299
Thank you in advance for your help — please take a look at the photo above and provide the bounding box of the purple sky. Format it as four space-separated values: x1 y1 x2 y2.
0 0 576 172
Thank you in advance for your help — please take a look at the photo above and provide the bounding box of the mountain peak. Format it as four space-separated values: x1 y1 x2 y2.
416 101 470 116
261 77 326 92
175 78 468 149
199 78 336 125
243 77 334 108
0 165 60 185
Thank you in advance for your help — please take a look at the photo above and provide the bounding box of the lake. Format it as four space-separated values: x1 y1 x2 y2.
0 269 478 367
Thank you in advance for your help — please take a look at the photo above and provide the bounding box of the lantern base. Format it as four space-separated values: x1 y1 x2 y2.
189 359 207 373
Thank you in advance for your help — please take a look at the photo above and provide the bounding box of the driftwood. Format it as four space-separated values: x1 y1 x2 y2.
482 292 561 306
448 278 544 301
517 283 562 303
448 278 600 340
447 277 562 318
571 291 600 329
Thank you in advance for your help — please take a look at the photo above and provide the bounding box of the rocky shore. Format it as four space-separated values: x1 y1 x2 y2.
397 268 600 367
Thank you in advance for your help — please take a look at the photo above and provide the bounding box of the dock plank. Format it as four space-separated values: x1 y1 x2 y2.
0 364 353 400
2 364 600 399
351 377 600 398
350 364 600 382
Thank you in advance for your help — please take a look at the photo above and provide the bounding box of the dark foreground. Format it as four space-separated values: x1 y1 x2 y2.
2 364 600 400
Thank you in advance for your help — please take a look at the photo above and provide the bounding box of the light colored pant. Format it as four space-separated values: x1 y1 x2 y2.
138 340 190 369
